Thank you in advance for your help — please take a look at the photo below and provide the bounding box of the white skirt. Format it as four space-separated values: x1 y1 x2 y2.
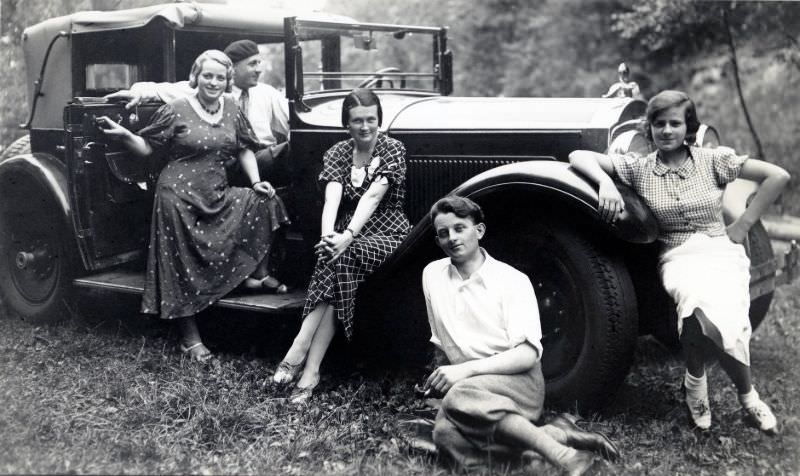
659 233 752 365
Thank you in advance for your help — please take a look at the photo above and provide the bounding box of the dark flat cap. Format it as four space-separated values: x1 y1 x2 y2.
224 39 259 64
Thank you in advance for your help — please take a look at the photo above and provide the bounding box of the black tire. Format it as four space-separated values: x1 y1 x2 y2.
0 135 31 161
648 220 774 348
0 170 74 323
485 223 639 410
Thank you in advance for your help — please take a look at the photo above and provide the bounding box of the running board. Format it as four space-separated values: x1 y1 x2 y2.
73 269 305 314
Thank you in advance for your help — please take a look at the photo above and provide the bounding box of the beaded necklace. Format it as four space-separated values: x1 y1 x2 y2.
198 98 221 115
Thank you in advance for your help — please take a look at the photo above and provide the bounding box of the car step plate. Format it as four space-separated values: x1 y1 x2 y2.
73 269 305 313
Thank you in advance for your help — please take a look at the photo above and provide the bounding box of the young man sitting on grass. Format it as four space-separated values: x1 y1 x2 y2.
421 196 620 475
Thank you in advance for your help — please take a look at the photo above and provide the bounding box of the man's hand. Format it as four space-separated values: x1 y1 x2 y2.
425 363 475 395
104 90 142 110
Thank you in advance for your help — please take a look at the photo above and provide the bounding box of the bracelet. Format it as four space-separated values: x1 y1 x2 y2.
345 227 357 238
251 180 262 187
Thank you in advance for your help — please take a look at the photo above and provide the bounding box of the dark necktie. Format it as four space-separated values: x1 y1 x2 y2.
239 89 249 117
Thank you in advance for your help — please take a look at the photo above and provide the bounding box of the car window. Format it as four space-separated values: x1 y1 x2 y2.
85 63 139 93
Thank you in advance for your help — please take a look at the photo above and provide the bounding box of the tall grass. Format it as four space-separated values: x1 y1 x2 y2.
1 282 799 475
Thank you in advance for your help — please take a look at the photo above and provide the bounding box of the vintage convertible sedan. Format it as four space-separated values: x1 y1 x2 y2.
1 2 795 409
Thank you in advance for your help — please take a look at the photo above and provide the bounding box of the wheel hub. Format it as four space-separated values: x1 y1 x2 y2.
15 240 54 280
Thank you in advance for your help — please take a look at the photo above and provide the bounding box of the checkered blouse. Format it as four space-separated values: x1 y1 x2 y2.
610 146 747 249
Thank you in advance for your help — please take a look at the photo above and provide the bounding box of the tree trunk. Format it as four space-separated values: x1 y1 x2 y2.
722 5 766 160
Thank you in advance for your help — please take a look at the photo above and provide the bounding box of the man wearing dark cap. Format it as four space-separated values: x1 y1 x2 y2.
106 39 290 185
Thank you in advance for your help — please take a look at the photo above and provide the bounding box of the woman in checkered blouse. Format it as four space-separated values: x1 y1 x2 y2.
569 90 790 434
272 89 411 404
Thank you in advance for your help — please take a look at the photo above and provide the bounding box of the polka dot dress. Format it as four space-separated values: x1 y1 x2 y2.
302 133 411 340
138 97 290 319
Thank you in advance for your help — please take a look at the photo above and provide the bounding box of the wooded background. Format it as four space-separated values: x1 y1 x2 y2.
1 0 798 212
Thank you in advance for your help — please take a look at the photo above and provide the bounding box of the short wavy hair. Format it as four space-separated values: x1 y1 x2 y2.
188 50 234 93
642 90 701 146
341 88 383 128
429 195 484 225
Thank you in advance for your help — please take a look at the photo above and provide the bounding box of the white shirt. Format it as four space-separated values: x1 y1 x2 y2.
422 249 543 365
130 81 290 146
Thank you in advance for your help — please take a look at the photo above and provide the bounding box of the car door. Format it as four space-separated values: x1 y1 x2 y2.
64 100 162 271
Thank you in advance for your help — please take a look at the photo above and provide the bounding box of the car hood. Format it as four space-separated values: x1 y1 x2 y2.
385 96 643 131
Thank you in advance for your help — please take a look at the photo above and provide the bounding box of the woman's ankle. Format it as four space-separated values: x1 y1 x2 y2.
297 370 320 389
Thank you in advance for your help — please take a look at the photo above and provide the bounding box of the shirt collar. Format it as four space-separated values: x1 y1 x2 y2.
653 147 695 178
447 248 493 283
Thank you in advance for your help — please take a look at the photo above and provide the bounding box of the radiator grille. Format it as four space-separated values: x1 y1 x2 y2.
405 157 517 222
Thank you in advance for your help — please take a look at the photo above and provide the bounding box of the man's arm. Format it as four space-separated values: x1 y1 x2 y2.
106 81 195 109
425 343 539 395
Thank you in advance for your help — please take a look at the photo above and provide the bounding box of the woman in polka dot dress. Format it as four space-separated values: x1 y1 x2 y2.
100 50 290 362
272 89 411 404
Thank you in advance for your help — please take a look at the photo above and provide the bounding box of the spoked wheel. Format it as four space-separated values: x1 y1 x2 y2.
485 223 639 410
0 173 74 323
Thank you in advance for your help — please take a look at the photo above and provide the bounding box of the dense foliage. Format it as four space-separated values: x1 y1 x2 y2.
1 0 798 209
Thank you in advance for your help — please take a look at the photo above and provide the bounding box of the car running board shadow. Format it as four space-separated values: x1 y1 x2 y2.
73 269 305 314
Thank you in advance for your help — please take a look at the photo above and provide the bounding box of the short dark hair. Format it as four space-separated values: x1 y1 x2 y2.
341 88 383 128
643 90 701 146
429 195 484 225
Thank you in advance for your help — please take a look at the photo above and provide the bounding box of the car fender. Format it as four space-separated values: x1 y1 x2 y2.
451 161 658 243
0 152 72 232
379 160 659 278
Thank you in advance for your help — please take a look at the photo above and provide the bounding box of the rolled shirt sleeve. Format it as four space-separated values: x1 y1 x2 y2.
129 81 195 103
503 271 543 361
712 148 748 186
422 264 444 348
608 152 643 187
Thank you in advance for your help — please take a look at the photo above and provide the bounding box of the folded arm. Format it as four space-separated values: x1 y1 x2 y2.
569 150 625 223
321 180 390 263
727 158 791 243
425 342 539 394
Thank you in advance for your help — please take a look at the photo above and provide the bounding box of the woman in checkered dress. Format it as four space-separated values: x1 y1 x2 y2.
272 89 411 403
569 90 789 434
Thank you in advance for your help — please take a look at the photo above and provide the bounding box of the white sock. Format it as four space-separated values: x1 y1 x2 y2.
739 387 759 408
684 371 707 398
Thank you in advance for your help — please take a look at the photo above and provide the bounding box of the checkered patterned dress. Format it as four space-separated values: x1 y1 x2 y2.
302 133 411 340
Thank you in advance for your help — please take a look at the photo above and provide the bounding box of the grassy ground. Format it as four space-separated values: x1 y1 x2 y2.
1 284 799 475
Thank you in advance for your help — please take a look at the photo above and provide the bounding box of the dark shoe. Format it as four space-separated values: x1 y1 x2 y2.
549 414 620 462
179 341 213 363
272 359 304 386
561 449 599 476
242 275 288 294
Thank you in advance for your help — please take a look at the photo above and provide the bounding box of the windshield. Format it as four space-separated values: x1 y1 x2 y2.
292 20 445 94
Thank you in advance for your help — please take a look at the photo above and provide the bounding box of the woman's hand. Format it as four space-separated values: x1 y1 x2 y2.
726 220 750 244
598 179 625 223
425 363 475 395
252 180 276 199
97 116 132 139
314 232 354 263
